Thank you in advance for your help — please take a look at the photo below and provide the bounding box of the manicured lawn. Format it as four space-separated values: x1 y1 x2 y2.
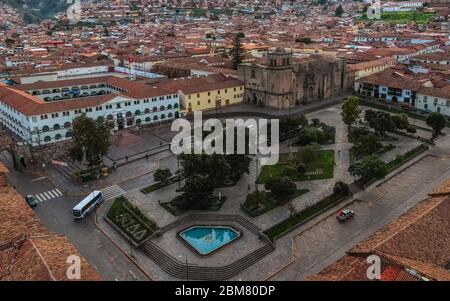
106 196 158 245
140 175 182 194
241 189 309 217
359 12 435 24
257 150 334 183
264 192 349 241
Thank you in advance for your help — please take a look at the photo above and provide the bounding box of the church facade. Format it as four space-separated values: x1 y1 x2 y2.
238 48 348 110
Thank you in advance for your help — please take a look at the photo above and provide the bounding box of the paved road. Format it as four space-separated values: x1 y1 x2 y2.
271 151 450 280
5 170 149 281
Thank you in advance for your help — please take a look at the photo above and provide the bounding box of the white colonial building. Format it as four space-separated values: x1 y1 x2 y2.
0 76 181 146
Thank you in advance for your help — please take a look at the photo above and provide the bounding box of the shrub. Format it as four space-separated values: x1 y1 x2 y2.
296 162 307 174
407 126 417 133
333 181 350 196
270 177 297 203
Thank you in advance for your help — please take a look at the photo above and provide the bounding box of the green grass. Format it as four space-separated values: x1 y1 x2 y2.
349 144 395 163
359 11 435 24
264 192 349 241
241 189 309 217
140 175 181 194
257 150 334 183
106 196 158 244
386 144 428 172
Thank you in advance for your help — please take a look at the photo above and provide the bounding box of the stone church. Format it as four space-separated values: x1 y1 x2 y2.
238 48 348 110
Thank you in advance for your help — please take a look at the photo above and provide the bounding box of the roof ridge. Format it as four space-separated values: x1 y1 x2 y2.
28 237 57 281
367 196 447 252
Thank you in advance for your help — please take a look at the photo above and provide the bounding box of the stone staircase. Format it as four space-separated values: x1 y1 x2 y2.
143 213 274 280
142 241 274 281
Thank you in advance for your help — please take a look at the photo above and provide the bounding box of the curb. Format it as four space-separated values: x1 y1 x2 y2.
94 209 153 281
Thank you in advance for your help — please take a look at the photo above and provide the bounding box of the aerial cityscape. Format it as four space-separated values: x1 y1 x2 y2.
0 0 449 288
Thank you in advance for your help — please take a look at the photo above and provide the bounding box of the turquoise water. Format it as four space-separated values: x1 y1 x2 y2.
179 226 240 255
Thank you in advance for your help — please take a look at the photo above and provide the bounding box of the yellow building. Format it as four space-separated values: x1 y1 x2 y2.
156 74 244 114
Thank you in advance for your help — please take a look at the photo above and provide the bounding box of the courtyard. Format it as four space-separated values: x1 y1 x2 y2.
91 98 444 280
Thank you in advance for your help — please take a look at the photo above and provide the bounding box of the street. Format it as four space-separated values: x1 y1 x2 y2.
5 168 149 281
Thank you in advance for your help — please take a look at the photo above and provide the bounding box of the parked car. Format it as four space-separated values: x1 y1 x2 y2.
25 195 38 207
336 208 354 222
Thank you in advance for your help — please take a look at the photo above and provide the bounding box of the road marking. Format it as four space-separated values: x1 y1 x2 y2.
30 176 47 182
43 192 52 199
47 190 55 198
35 194 44 202
305 261 317 271
353 229 363 238
54 189 63 196
38 193 47 201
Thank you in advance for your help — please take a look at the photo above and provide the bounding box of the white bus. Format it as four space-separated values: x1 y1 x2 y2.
72 191 104 220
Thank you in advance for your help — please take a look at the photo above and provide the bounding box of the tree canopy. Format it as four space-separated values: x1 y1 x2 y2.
426 112 446 138
68 113 111 168
341 96 361 127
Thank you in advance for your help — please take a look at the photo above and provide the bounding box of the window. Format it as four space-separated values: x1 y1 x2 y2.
106 104 112 109
144 99 149 103
55 134 62 140
135 110 141 115
134 100 140 105
64 122 71 128
63 111 70 116
42 126 50 132
160 105 165 111
51 113 59 118
152 107 157 112
116 103 121 109
85 108 92 112
40 115 48 120
53 124 60 130
217 90 221 94
208 92 211 96
44 136 51 142
251 69 256 78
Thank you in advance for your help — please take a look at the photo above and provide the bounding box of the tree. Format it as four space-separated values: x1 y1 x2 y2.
297 144 320 164
392 113 409 132
295 37 312 44
348 155 388 182
426 112 446 138
296 162 307 175
230 33 244 69
335 4 344 17
333 181 350 196
154 168 172 185
5 38 14 48
365 109 394 138
179 174 214 209
355 133 382 156
341 96 361 128
270 177 297 203
68 113 111 168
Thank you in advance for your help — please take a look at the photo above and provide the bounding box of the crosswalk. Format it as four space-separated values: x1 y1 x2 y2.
35 189 63 203
101 185 126 200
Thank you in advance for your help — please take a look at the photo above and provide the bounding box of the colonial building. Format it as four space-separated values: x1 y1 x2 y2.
0 76 181 146
238 48 348 110
155 74 244 114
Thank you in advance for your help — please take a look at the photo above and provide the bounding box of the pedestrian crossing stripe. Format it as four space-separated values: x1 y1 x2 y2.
101 185 126 200
35 189 64 202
